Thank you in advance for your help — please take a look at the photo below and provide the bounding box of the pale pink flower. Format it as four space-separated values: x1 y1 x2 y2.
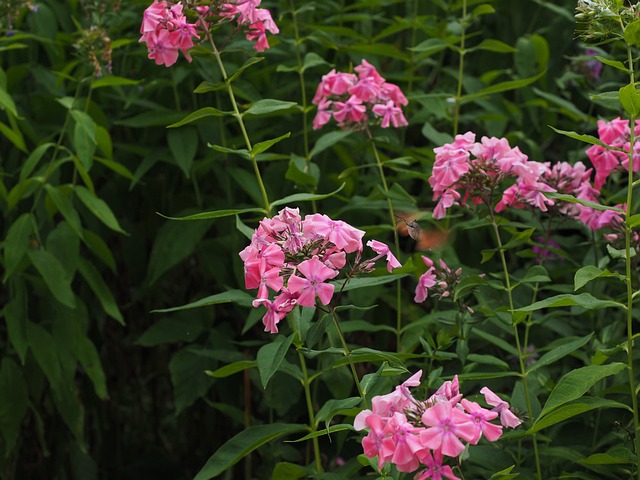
415 449 461 480
480 387 522 428
460 399 502 443
420 402 476 457
366 239 402 273
414 267 436 303
372 100 408 128
382 413 423 472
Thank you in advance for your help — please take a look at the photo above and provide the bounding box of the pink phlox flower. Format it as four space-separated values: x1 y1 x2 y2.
433 188 461 220
246 21 269 51
380 82 409 106
586 144 625 190
312 70 357 103
428 375 461 405
141 0 168 33
430 144 472 193
142 29 180 67
252 291 296 334
382 412 423 473
415 449 461 480
480 387 522 428
303 213 365 253
414 266 436 303
420 401 476 458
233 0 262 25
349 75 383 103
366 239 402 272
355 59 385 83
361 413 394 471
256 265 283 299
459 399 502 443
597 117 629 145
312 101 333 130
332 95 367 125
287 256 338 307
578 204 623 231
372 100 408 128
322 249 347 270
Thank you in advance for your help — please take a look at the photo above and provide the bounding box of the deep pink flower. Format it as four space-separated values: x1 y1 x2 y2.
372 100 408 128
366 239 402 272
382 413 423 472
460 399 502 443
420 402 476 457
415 449 461 480
480 387 522 428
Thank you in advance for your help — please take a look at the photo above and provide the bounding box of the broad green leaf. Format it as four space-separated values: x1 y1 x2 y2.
304 312 332 349
151 289 254 312
168 126 198 178
159 207 266 221
460 70 545 104
206 360 257 378
410 38 449 56
193 81 225 94
302 52 330 72
243 99 298 117
2 288 28 364
90 76 140 89
538 363 626 418
20 142 55 181
472 3 495 17
0 119 26 152
472 329 519 356
70 110 97 171
74 336 108 400
0 84 19 117
489 465 519 480
46 221 79 278
527 333 593 373
136 317 205 346
0 358 29 455
170 347 216 415
208 143 251 160
533 88 589 121
346 43 410 61
469 39 517 53
44 184 84 240
77 257 124 324
94 157 134 180
518 264 551 285
167 107 232 128
251 132 291 156
315 397 361 427
270 462 309 480
360 362 387 397
3 212 34 281
193 423 307 480
530 397 631 433
82 229 116 272
145 214 213 286
27 249 76 309
95 126 113 159
309 131 352 158
574 265 624 291
627 213 640 228
516 293 625 312
594 56 629 73
502 228 535 250
619 82 640 117
625 19 640 46
257 334 294 389
270 183 345 208
228 56 265 83
467 354 509 369
75 186 127 235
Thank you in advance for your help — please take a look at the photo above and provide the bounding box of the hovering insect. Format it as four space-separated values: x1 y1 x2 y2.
394 212 450 251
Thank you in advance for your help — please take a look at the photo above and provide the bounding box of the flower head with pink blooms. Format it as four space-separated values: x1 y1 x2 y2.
354 371 521 477
239 207 402 333
140 0 279 67
312 59 408 131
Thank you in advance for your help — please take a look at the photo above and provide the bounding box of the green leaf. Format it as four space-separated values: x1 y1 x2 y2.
151 290 254 313
624 19 640 47
527 333 594 373
44 184 84 240
516 293 625 312
193 423 307 480
315 397 361 427
136 317 205 346
90 76 140 89
228 56 265 83
168 126 199 178
270 462 310 480
301 52 330 72
20 142 55 181
167 107 232 128
574 265 624 291
544 191 624 212
309 131 352 158
460 70 545 104
472 3 495 17
257 334 294 389
410 38 449 56
158 207 265 221
74 336 109 400
70 110 97 171
251 132 291 156
270 183 345 208
530 397 631 433
82 229 116 272
538 363 626 418
27 249 76 309
594 56 629 73
77 258 124 324
548 127 621 150
243 99 298 117
0 358 29 455
331 273 408 292
206 360 257 378
75 186 128 235
469 39 517 53
0 84 19 118
619 82 640 117
3 213 34 281
2 288 28 364
287 424 354 443
169 347 216 415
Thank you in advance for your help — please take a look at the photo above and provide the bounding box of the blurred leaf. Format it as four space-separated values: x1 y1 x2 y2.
0 358 29 455
82 229 116 272
243 99 298 117
2 287 28 364
170 347 216 415
159 207 266 221
257 334 294 389
270 183 345 208
168 126 199 178
70 110 97 171
516 293 625 312
3 213 34 281
27 249 76 309
20 142 55 181
309 131 352 158
461 70 545 104
527 333 593 373
151 290 254 313
167 107 232 128
228 56 265 83
469 39 517 53
315 397 361 427
206 360 257 378
44 184 84 240
193 423 307 480
137 317 205 346
531 397 631 433
90 76 140 89
77 258 124 324
595 56 629 73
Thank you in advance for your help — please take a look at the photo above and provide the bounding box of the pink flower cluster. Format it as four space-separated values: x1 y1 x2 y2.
140 1 199 67
200 0 279 52
239 207 401 333
586 117 640 189
414 256 461 304
312 59 408 130
354 371 521 478
140 0 279 67
429 132 624 232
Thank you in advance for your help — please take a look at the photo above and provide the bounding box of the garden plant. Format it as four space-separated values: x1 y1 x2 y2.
1 0 640 479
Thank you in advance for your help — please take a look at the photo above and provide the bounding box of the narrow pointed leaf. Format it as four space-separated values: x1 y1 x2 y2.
77 258 124 324
257 334 294 389
151 290 254 313
527 333 593 373
270 183 345 208
167 107 232 128
516 293 625 312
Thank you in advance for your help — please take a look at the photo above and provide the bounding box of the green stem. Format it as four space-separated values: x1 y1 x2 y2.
199 16 271 213
452 0 467 136
365 126 403 350
624 42 640 480
489 209 542 480
290 0 310 161
331 312 366 403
